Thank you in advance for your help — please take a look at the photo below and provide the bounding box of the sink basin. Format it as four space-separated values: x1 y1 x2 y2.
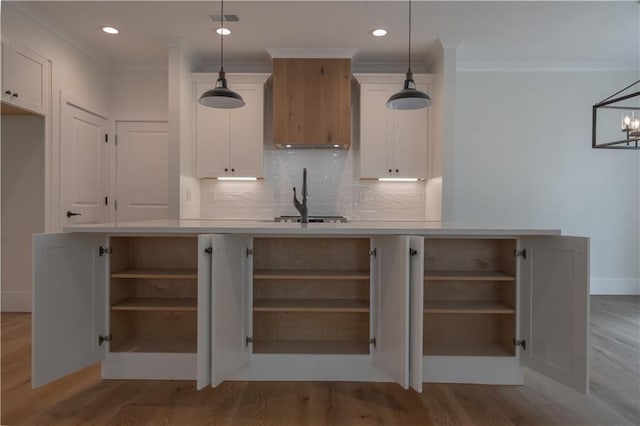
274 215 348 223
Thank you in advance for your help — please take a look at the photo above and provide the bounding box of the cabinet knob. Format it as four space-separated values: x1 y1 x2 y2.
231 168 235 172
388 169 392 173
12 93 18 98
4 90 11 95
224 168 228 172
395 169 399 173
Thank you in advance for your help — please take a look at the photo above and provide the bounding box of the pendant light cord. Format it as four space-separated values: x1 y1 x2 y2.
408 0 412 74
219 0 224 72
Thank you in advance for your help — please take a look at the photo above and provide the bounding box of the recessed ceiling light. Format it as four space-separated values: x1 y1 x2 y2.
371 29 388 37
102 26 120 35
216 27 231 36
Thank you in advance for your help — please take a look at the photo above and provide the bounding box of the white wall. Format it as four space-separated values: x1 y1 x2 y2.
1 116 45 311
452 70 640 294
110 69 168 121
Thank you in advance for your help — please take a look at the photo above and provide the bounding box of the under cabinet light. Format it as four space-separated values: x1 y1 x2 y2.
217 177 258 181
378 178 419 182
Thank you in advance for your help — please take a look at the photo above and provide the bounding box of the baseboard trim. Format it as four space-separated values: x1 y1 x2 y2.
590 278 640 295
1 291 32 312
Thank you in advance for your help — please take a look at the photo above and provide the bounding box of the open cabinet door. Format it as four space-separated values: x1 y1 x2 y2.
210 234 251 387
372 235 410 389
519 236 589 393
32 233 107 387
197 235 213 389
409 236 425 392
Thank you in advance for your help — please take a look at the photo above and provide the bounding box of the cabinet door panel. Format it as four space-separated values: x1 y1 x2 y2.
393 84 428 179
372 235 410 389
360 84 393 178
196 82 230 177
10 42 48 115
32 233 107 387
211 234 250 387
409 236 425 392
519 236 589 393
197 235 213 389
229 84 264 177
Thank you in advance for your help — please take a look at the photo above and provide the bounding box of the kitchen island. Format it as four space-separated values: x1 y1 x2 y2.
33 220 588 395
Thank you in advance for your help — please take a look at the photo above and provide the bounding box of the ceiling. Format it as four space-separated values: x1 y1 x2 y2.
11 1 640 71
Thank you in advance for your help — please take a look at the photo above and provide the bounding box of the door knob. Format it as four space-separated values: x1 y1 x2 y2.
66 211 82 218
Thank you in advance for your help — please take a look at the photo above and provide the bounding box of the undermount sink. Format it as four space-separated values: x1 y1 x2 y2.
274 215 348 223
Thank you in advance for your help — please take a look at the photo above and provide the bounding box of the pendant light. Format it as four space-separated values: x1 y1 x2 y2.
386 0 431 110
198 0 245 109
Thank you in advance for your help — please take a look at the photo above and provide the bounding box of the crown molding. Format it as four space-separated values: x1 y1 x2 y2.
266 48 358 59
457 62 640 72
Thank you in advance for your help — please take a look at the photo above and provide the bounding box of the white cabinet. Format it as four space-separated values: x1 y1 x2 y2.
1 37 49 115
32 234 212 389
194 74 268 178
209 236 412 388
408 236 589 394
357 74 431 179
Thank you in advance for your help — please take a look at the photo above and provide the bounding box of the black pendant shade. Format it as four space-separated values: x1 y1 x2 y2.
386 71 432 110
199 70 245 109
386 0 431 110
198 0 244 109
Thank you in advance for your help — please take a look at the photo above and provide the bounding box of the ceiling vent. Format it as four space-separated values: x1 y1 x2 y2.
209 13 239 22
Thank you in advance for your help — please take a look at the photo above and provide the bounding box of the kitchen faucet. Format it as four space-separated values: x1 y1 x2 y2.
293 168 309 223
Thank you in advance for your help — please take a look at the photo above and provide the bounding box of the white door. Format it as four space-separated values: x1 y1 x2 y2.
32 233 107 387
211 234 251 387
61 99 108 224
360 84 393 179
393 84 428 179
196 82 231 178
372 235 410 389
116 122 169 222
197 235 213 390
519 236 589 393
409 236 425 392
229 83 264 177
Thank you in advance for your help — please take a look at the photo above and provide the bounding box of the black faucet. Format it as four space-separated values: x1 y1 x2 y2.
293 168 309 224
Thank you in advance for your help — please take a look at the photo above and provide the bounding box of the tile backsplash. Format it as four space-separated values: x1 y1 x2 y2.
200 148 426 221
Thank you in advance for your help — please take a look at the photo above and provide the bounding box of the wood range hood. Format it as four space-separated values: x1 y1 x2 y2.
270 53 352 149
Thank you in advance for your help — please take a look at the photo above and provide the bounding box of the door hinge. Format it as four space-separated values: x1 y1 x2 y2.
409 248 418 257
246 248 254 257
514 249 527 259
369 248 377 258
204 247 213 254
115 135 118 146
114 200 118 211
514 338 526 350
105 196 108 206
98 334 112 345
104 134 108 143
369 338 376 348
246 336 254 346
99 246 112 256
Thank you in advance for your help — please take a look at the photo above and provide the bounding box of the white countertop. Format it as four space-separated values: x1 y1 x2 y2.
63 219 561 237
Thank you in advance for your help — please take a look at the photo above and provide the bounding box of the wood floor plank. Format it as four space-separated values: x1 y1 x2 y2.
2 295 639 425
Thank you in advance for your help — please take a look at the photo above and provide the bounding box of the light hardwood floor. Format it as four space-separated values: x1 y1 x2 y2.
1 296 638 425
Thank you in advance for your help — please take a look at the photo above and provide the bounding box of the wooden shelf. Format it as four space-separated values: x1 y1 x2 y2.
111 297 197 312
111 269 197 280
110 337 197 353
253 269 370 280
424 271 515 281
254 298 369 313
424 300 515 314
423 341 514 357
253 340 370 354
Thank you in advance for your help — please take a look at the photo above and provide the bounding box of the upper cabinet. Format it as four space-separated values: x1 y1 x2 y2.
1 37 49 115
272 58 351 148
194 73 268 178
357 74 432 179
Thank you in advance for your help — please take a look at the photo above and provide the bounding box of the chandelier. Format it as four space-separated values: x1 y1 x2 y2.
592 80 640 149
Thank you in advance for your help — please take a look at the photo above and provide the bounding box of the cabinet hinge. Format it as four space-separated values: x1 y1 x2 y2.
98 334 112 345
409 248 418 257
246 336 254 346
369 338 376 348
204 247 213 254
99 246 112 256
104 134 108 143
369 248 377 258
514 249 527 259
513 338 526 350
115 135 118 146
246 248 255 257
114 200 118 211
